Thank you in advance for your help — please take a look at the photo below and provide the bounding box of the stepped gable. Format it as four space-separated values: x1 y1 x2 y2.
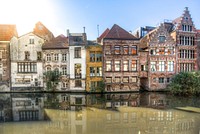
0 24 18 41
172 7 196 30
33 21 54 41
104 24 137 40
42 34 68 49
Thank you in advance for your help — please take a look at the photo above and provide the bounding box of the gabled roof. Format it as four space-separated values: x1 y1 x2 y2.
42 34 68 49
33 21 54 41
97 28 109 43
104 24 137 40
0 24 18 41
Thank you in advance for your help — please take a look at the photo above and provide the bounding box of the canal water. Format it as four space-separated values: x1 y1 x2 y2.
0 92 199 134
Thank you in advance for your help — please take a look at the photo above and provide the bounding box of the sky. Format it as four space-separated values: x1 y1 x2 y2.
0 0 199 40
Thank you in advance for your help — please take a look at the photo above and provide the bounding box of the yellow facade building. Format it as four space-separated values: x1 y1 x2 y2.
86 42 103 92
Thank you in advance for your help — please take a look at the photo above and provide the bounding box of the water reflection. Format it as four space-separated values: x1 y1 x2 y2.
0 92 199 134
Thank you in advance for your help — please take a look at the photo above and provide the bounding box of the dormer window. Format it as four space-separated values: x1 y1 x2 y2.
159 36 166 43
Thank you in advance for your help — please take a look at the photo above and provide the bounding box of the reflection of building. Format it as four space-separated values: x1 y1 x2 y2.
12 94 44 121
0 25 18 88
132 26 155 38
101 24 140 92
86 42 103 92
0 94 12 122
42 35 69 91
105 93 140 108
68 30 87 91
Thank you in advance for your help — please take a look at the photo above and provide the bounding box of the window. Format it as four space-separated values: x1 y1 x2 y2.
75 98 82 105
130 77 137 83
114 61 121 71
106 77 112 83
159 78 164 83
141 65 146 71
131 46 137 55
167 61 174 72
46 67 51 72
25 51 30 60
159 36 166 43
62 54 67 61
150 49 156 55
54 54 59 61
54 68 59 76
179 50 194 59
114 45 120 54
75 64 81 78
74 47 81 58
29 36 34 44
115 77 121 83
75 80 82 87
179 63 194 72
90 67 95 76
96 67 102 76
166 78 171 83
106 61 112 71
62 82 68 88
131 60 137 71
180 36 195 45
123 60 129 71
90 81 96 89
90 51 95 62
182 24 192 31
123 77 129 83
96 52 102 62
17 62 37 73
46 54 51 61
150 62 156 71
159 48 165 55
62 66 67 75
168 47 174 55
37 52 42 60
105 45 111 55
158 61 165 72
123 46 129 54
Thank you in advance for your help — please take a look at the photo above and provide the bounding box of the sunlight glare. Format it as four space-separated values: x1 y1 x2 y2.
0 0 56 36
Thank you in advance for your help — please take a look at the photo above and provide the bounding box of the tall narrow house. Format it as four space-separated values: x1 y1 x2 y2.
0 25 18 87
68 31 87 91
42 35 69 91
172 7 198 72
140 23 176 90
102 24 140 92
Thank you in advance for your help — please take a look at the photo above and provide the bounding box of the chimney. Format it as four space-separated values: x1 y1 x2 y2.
66 29 69 37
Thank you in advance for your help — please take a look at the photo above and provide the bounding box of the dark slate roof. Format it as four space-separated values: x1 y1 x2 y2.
0 24 18 41
104 24 137 40
42 34 68 49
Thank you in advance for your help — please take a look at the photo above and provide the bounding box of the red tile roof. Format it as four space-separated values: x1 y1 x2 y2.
97 28 109 43
104 24 137 40
42 34 68 49
33 21 54 41
0 24 18 41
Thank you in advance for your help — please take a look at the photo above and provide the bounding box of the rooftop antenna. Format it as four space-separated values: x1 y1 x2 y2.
83 27 85 33
97 24 99 37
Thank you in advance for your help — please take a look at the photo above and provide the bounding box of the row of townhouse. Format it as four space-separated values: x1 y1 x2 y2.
0 7 199 92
